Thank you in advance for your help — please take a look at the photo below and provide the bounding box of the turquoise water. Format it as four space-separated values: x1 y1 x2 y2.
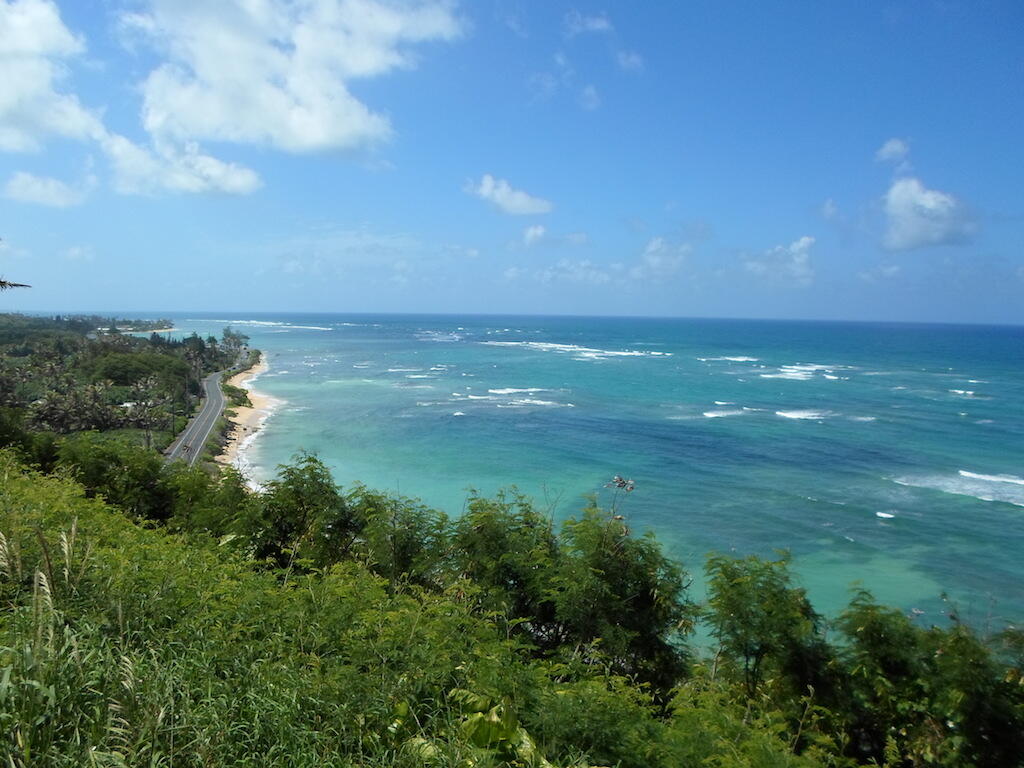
170 314 1024 624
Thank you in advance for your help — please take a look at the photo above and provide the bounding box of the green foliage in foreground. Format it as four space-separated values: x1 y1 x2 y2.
0 447 1022 767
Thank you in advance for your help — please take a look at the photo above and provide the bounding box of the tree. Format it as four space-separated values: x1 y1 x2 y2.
704 554 831 699
350 484 450 591
56 433 170 520
222 326 249 354
452 491 564 649
29 374 81 433
246 452 360 569
836 591 1024 765
127 375 170 449
556 504 693 691
0 406 32 453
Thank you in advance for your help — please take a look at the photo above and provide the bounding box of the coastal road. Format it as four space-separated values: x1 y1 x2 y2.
165 371 226 467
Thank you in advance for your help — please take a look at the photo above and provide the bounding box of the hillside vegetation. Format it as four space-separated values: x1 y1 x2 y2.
0 314 1021 767
1 447 1022 767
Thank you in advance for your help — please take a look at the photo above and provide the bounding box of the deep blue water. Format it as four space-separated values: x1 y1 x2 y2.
169 313 1024 624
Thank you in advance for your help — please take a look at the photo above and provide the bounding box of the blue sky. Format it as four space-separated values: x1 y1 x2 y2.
1 0 1022 323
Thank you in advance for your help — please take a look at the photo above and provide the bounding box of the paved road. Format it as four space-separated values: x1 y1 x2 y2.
165 371 226 467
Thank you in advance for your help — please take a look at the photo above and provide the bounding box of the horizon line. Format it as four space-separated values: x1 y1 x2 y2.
6 308 1023 330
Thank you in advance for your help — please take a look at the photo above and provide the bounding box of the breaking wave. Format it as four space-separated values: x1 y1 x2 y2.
481 341 671 360
893 470 1024 507
775 410 830 420
697 355 760 362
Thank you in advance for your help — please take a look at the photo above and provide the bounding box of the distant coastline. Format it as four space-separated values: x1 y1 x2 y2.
218 353 279 481
118 326 180 335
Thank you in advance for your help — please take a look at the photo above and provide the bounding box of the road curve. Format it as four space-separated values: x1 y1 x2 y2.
165 371 226 467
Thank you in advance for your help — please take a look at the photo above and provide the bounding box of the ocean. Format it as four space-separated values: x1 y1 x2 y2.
168 313 1024 625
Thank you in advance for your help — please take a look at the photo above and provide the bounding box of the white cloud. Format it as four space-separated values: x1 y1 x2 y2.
0 0 268 196
882 177 975 251
564 10 612 37
0 0 105 151
616 50 643 71
102 134 261 195
3 170 85 206
821 198 838 220
503 265 524 281
525 236 687 287
875 137 909 163
578 84 600 110
630 237 688 280
0 0 78 56
3 1 463 198
523 224 546 246
126 0 462 154
537 258 609 285
746 235 815 285
467 174 552 215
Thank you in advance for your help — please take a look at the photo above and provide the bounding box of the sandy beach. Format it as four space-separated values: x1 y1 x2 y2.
117 327 180 336
217 354 276 469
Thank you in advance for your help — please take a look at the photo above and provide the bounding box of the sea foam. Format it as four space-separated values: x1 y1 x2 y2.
893 471 1024 507
760 363 843 381
416 330 463 342
698 355 760 362
488 387 556 395
775 410 829 420
197 319 332 331
959 470 1024 486
481 341 671 360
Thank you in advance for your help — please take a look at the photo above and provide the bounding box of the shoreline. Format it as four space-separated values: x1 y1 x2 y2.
118 327 180 335
217 353 279 478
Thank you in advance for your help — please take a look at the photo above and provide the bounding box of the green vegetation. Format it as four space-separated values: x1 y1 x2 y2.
1 441 1021 767
222 349 260 409
1 313 1021 766
0 313 248 452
